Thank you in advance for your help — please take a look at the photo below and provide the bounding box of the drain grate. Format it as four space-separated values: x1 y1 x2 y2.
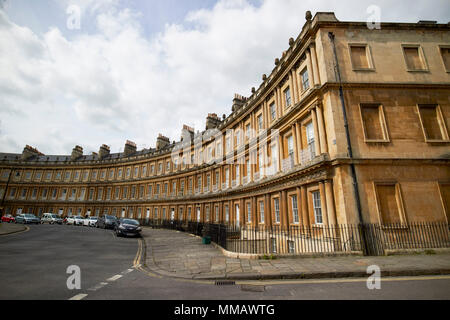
215 280 236 286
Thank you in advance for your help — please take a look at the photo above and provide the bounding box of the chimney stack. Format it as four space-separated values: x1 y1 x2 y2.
181 125 194 142
124 140 137 156
99 144 110 159
206 113 221 130
232 93 246 112
22 145 43 161
71 145 83 161
156 134 170 150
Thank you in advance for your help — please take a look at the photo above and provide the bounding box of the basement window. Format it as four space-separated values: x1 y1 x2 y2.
359 104 389 142
417 104 449 142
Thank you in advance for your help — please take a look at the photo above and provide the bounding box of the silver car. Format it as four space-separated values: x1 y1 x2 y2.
15 214 40 224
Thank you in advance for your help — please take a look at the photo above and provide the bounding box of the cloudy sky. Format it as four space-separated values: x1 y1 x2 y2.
0 0 449 155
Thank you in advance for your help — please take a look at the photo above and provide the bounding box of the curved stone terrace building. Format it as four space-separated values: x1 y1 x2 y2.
1 12 449 229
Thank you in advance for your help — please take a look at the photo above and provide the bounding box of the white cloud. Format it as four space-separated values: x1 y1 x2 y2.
0 0 449 154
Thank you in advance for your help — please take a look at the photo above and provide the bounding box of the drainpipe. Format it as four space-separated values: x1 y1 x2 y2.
328 32 368 253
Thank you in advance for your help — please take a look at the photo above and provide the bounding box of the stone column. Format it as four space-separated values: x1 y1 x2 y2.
292 69 299 105
252 197 258 226
276 88 282 117
288 71 295 106
265 194 272 228
311 108 321 156
310 44 321 86
301 185 309 226
325 180 337 226
295 121 302 165
316 104 328 154
281 190 289 228
305 48 315 87
291 123 299 165
277 134 283 172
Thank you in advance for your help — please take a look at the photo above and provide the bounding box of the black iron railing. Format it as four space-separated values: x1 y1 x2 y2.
137 219 450 256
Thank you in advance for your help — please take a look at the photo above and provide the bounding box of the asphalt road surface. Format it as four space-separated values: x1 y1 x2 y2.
0 224 449 300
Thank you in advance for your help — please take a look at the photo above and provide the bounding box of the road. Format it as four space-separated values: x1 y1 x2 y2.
0 224 449 300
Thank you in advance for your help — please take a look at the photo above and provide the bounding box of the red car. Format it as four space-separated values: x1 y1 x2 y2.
1 214 15 223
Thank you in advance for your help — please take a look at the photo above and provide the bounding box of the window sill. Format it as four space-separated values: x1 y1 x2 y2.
352 68 376 72
424 139 450 144
406 69 429 73
364 139 390 143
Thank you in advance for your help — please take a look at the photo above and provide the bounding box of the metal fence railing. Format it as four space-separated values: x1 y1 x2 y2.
137 219 450 256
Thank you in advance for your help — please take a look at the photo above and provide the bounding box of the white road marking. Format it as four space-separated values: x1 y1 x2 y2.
69 293 88 300
87 282 108 291
107 274 123 282
122 269 134 275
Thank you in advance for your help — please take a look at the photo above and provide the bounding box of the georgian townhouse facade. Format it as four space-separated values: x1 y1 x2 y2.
1 12 449 228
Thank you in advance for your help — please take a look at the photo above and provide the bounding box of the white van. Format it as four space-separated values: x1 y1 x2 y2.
41 213 63 225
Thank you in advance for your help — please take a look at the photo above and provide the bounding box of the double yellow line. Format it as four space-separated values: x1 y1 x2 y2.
133 238 143 267
133 238 162 278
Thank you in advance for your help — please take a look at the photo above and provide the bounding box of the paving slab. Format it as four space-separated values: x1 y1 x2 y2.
0 223 26 235
141 227 450 281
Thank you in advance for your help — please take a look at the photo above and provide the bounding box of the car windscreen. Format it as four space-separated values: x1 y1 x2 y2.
121 219 139 226
51 214 59 218
89 217 98 220
24 214 35 218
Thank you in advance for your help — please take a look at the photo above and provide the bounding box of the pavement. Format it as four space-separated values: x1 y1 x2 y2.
0 222 26 236
141 227 450 281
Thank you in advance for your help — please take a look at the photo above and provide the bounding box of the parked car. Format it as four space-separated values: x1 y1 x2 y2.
83 216 98 227
40 213 63 225
114 218 142 237
1 214 15 223
66 216 85 226
15 214 40 224
96 215 118 229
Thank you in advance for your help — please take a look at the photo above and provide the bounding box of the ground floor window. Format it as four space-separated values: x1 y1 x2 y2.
274 198 280 223
312 191 322 224
259 201 264 223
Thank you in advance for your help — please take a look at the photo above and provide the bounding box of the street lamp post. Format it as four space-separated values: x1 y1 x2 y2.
0 168 18 218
